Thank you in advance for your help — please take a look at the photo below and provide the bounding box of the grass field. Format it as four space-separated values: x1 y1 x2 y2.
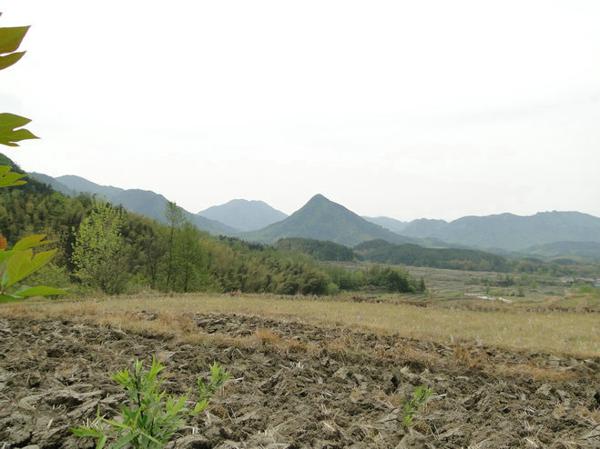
2 292 599 356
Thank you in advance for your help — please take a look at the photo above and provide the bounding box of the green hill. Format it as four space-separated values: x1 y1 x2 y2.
275 237 355 261
523 241 600 262
30 173 237 236
354 239 511 272
242 194 417 246
198 199 287 232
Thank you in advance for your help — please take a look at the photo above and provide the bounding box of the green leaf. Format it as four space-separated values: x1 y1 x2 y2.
0 250 11 265
13 234 48 250
0 165 27 188
0 113 38 147
0 26 30 54
0 51 25 71
0 294 17 302
111 432 136 449
96 435 107 449
0 113 31 129
192 399 208 415
3 248 57 287
12 285 67 298
71 427 104 438
70 427 107 449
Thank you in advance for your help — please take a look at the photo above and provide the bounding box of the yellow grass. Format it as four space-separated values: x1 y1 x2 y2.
1 293 599 357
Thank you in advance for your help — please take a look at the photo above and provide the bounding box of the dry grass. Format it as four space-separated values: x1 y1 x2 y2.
1 293 599 358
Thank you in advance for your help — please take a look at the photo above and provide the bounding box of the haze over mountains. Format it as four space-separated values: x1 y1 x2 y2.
372 213 600 252
198 199 287 232
363 216 409 234
29 170 600 260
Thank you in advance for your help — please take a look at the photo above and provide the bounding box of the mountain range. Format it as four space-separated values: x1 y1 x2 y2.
27 170 600 260
30 173 237 235
399 212 600 251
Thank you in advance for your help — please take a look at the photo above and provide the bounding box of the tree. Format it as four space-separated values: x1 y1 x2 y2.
172 222 208 292
164 201 184 290
72 202 128 294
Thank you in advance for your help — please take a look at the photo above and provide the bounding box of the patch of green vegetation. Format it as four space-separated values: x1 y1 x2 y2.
324 264 425 293
355 239 511 272
403 385 433 427
275 237 355 261
72 358 229 448
577 283 600 299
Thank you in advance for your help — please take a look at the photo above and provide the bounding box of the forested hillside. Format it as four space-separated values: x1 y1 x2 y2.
354 240 511 272
275 237 355 261
1 155 423 296
270 234 598 276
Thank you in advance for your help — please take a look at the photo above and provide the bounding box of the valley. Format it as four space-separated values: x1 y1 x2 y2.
2 5 600 448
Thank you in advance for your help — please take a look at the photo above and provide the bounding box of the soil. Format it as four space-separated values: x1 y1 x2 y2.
0 313 599 449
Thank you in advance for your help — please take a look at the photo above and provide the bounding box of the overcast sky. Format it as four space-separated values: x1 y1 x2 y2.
2 0 599 220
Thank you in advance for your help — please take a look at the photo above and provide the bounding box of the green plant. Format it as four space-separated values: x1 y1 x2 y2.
196 361 231 413
402 385 433 427
72 358 230 449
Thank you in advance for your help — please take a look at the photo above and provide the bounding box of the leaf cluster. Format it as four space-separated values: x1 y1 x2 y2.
0 233 66 301
402 385 433 427
72 358 230 449
0 25 37 147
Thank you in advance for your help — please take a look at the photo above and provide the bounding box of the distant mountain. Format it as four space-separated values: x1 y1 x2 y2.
402 218 448 237
56 174 123 199
363 216 409 234
198 199 287 232
523 241 600 262
401 212 600 251
242 194 417 246
31 173 237 236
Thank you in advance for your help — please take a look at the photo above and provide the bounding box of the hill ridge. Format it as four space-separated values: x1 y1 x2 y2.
30 173 237 236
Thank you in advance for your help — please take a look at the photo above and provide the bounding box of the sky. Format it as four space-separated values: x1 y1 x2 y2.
1 0 599 221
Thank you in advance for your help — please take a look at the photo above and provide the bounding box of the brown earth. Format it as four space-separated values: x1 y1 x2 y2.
0 314 599 449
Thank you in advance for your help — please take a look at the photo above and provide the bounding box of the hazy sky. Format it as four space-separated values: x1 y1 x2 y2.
2 1 599 220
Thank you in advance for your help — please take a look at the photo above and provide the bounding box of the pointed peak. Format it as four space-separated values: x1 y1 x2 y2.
307 193 330 203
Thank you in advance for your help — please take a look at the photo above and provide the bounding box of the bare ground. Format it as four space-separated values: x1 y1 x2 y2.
1 313 599 449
